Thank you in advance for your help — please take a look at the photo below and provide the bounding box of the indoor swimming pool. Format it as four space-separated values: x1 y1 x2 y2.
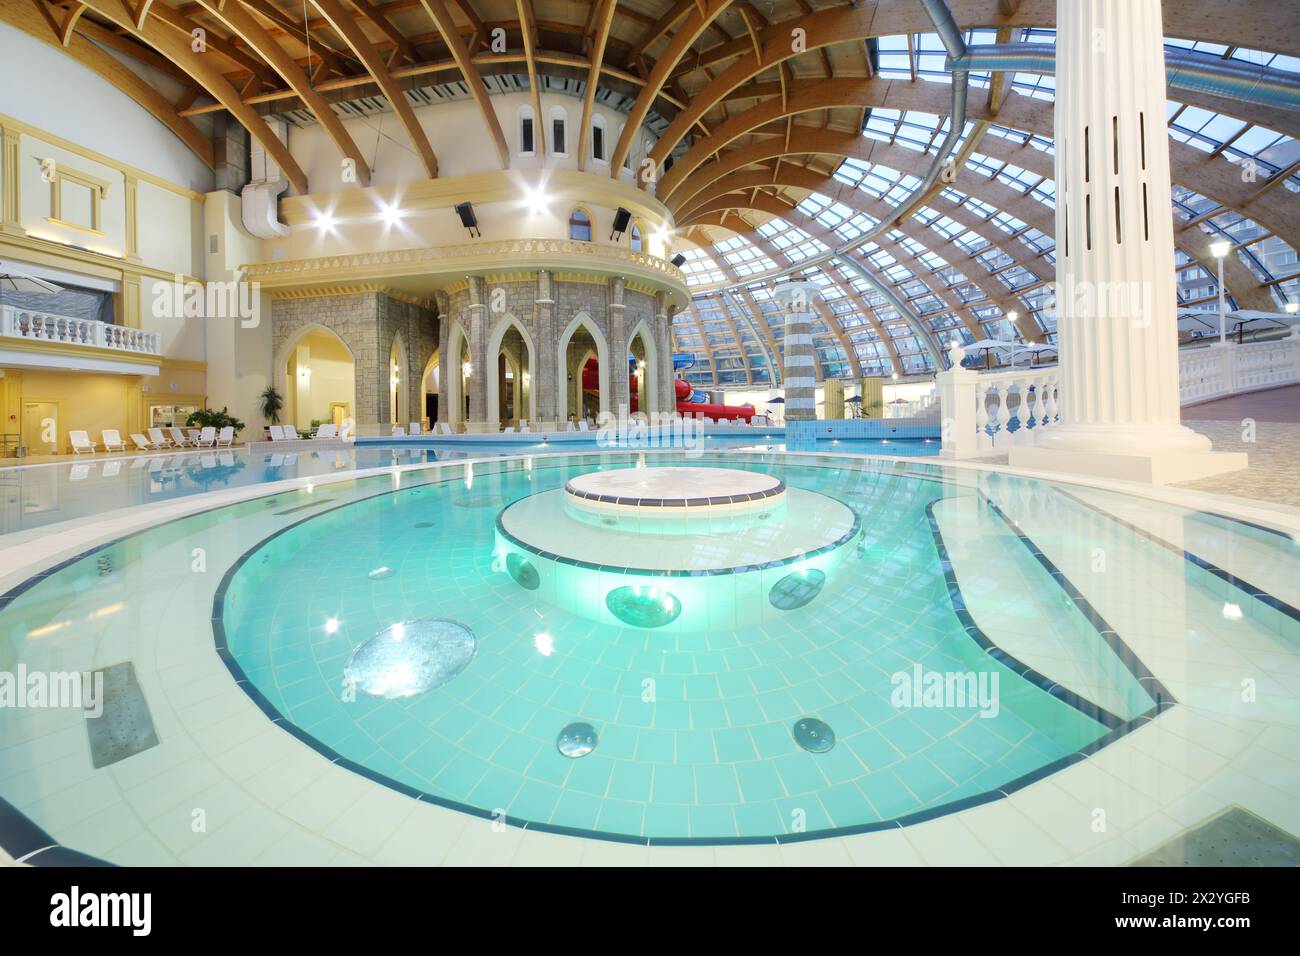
1 450 1296 860
0 437 937 534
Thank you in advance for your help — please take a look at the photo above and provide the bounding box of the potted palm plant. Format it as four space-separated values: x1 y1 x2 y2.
259 386 283 439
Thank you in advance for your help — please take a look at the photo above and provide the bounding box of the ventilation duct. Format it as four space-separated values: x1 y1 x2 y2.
241 118 291 239
949 45 1300 111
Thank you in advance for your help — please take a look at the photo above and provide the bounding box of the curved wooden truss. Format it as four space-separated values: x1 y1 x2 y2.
11 0 1298 381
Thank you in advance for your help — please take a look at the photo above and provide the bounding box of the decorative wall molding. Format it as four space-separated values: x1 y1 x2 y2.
243 238 690 308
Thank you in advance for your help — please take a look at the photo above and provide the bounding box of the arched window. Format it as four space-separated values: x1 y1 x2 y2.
629 221 643 252
592 115 607 163
550 106 568 156
568 207 592 242
518 106 536 155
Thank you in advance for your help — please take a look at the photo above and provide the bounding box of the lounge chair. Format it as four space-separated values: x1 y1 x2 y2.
102 429 126 452
503 426 515 434
316 423 338 439
392 425 405 437
195 426 217 448
168 427 191 448
565 421 576 432
435 422 453 435
577 420 590 432
284 425 304 440
69 430 96 455
269 425 286 441
409 422 422 435
187 429 203 445
147 428 172 449
520 424 531 434
216 426 234 447
130 433 151 452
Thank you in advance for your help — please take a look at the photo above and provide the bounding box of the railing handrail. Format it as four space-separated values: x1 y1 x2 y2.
0 303 162 355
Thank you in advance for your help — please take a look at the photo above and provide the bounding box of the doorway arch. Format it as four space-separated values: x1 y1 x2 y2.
558 312 609 423
486 314 538 426
274 323 357 431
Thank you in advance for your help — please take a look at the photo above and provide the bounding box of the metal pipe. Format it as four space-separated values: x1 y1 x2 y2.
949 44 1300 111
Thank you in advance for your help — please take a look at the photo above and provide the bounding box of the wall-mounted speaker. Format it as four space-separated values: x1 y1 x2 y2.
455 202 480 237
610 206 632 239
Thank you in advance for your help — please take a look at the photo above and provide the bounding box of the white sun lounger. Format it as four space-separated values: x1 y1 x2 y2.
503 426 515 434
316 423 338 439
339 423 354 441
409 422 422 435
194 426 217 448
147 428 172 449
101 429 126 452
577 420 590 432
130 433 151 452
268 425 285 441
565 421 576 432
284 425 305 440
435 422 453 435
216 426 234 447
167 427 191 448
392 425 405 436
69 430 96 454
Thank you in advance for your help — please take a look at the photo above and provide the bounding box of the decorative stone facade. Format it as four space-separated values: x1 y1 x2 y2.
271 291 438 426
438 270 675 431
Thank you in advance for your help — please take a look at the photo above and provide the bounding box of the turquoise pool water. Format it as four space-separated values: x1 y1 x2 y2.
213 453 1156 842
0 438 935 534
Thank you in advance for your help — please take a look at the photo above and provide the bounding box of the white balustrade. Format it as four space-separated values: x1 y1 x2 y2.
0 304 161 355
939 330 1300 458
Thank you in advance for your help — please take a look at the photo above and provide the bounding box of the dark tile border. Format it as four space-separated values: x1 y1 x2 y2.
563 475 786 510
1054 488 1300 628
496 489 859 577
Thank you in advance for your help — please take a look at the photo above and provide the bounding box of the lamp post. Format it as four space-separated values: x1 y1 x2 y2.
1211 240 1231 346
1006 310 1021 367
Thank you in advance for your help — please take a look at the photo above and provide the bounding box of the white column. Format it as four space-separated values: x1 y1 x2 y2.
772 280 818 421
1010 0 1244 484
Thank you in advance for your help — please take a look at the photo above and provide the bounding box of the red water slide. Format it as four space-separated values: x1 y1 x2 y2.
579 359 754 421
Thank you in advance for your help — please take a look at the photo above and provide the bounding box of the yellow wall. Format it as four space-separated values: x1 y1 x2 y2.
287 330 354 429
860 377 885 419
0 362 207 454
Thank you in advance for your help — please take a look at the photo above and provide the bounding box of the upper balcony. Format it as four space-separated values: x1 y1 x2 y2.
0 304 161 376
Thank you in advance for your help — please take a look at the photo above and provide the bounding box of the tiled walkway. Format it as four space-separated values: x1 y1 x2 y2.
1177 386 1300 506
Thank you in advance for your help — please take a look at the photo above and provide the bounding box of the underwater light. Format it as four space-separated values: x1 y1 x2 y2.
1222 602 1243 621
325 617 339 634
533 632 554 656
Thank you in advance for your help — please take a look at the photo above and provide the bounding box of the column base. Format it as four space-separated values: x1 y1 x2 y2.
1008 446 1248 485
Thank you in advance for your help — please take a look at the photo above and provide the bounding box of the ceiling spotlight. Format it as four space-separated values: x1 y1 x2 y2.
455 202 480 237
1210 240 1231 259
523 184 549 215
1287 302 1299 315
315 211 336 233
380 202 403 227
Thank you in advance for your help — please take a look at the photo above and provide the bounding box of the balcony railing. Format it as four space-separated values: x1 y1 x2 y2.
0 304 161 355
937 330 1300 458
